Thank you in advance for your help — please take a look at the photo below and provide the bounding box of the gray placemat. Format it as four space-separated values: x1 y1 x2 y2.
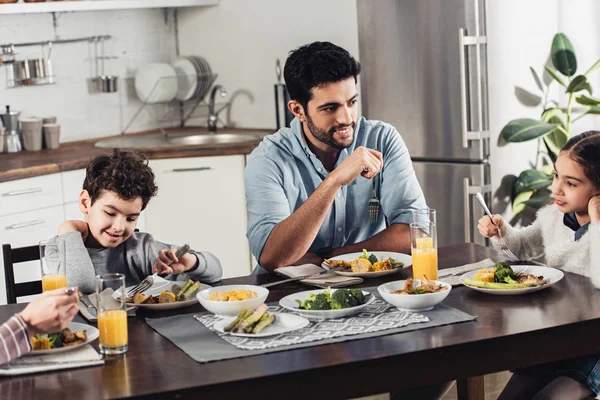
146 294 476 363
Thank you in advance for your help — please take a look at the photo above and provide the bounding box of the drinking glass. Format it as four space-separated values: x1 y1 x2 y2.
411 208 436 225
95 273 128 355
39 239 67 291
410 222 438 280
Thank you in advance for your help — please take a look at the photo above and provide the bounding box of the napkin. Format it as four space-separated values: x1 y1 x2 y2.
0 345 104 376
78 288 137 322
274 264 363 288
437 258 495 286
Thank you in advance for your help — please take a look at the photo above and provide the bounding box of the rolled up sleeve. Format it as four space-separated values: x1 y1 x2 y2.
245 154 291 263
380 128 428 225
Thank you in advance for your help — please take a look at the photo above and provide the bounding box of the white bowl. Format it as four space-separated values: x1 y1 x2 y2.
377 279 451 311
196 284 269 317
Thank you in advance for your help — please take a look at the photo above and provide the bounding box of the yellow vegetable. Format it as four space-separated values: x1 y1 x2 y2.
474 269 495 282
158 291 177 303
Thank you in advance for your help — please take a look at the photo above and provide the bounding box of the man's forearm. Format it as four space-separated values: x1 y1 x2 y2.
259 177 342 272
331 223 411 257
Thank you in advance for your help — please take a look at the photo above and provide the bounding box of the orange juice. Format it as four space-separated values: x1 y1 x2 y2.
41 274 67 291
98 310 128 349
412 237 438 280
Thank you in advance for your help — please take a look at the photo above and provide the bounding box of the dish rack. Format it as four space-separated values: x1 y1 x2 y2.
122 72 225 134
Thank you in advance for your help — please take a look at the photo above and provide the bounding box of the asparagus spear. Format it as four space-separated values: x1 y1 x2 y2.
252 312 276 334
244 313 268 333
234 304 268 333
181 281 201 300
177 280 194 300
463 278 530 289
224 310 252 332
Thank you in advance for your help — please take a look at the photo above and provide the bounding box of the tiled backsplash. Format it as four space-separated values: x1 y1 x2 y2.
0 9 180 142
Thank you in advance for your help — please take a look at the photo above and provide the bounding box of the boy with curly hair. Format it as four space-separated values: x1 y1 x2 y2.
57 149 222 294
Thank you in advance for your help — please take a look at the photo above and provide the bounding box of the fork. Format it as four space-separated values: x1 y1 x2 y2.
475 193 520 262
126 243 191 297
369 178 380 223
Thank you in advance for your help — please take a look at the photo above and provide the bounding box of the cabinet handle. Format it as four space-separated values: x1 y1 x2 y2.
2 187 43 197
171 167 213 172
5 219 46 230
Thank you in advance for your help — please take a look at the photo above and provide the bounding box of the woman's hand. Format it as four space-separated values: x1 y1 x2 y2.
19 288 79 336
589 195 600 223
477 214 506 238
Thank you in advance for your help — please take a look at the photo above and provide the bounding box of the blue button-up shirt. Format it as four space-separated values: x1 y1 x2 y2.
245 117 427 273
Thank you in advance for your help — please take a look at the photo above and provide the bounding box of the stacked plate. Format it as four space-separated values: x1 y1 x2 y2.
171 55 213 102
134 63 178 103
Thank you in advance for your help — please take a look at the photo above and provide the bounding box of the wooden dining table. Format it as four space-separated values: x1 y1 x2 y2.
1 242 599 400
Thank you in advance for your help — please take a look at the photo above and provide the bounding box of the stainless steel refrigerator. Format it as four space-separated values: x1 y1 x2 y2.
357 0 491 246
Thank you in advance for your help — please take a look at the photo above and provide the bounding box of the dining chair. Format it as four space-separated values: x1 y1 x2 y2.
2 244 42 304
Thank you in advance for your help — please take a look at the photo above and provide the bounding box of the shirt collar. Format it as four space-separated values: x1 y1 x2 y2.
563 212 590 241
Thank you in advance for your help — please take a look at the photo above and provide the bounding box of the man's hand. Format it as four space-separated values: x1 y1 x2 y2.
58 220 89 241
153 249 197 275
328 147 383 186
19 288 79 336
589 195 600 223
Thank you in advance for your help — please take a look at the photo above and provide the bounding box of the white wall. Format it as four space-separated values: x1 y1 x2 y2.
177 0 359 130
0 9 179 143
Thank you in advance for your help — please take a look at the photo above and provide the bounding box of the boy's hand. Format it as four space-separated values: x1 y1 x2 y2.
58 220 89 241
477 214 506 239
589 195 600 223
153 249 197 275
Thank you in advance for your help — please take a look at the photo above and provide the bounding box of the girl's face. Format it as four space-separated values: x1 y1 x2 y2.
552 152 599 215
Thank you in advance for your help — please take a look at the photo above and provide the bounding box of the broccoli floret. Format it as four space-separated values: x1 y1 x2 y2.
359 249 370 260
347 289 366 305
368 254 378 264
388 257 402 269
310 293 332 310
331 289 358 309
494 262 516 283
47 332 63 349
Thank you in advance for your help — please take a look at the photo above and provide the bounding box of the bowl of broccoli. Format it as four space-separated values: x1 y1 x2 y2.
279 288 374 320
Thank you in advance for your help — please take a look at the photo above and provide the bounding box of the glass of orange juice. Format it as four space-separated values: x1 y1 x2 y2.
39 239 67 291
95 273 128 355
410 222 438 280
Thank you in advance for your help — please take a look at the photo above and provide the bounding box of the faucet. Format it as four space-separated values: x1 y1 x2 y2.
208 85 228 132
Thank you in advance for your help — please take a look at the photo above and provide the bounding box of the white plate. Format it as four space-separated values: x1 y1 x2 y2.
212 312 309 338
322 252 412 278
279 289 375 320
459 265 564 295
172 58 198 101
119 281 211 310
27 322 99 356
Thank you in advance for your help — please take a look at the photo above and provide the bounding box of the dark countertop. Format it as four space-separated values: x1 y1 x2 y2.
0 127 271 183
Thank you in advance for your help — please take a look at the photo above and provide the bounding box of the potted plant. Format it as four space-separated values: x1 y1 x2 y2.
500 33 600 215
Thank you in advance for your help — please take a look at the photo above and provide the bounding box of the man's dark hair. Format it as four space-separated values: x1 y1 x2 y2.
283 41 361 112
83 149 158 210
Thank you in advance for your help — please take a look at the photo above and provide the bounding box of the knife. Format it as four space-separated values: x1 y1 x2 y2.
261 267 342 288
79 296 98 317
0 360 103 369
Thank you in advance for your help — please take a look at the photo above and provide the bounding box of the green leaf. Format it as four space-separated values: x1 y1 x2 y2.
513 190 533 216
584 58 600 76
530 67 544 91
586 106 600 114
541 108 567 129
543 129 569 157
566 75 592 94
551 33 577 76
544 65 566 87
576 94 600 107
514 169 553 195
523 195 553 209
501 118 560 143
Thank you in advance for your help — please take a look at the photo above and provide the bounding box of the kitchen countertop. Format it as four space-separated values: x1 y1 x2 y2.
0 127 271 183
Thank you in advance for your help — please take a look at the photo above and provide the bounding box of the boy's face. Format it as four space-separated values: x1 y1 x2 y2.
79 190 142 248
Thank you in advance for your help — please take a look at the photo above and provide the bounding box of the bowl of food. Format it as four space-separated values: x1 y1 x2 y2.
378 277 451 311
197 284 269 317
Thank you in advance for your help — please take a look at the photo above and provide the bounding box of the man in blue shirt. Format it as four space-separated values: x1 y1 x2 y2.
245 41 428 274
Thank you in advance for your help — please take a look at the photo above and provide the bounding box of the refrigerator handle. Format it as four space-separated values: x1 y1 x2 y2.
463 178 493 243
459 28 490 149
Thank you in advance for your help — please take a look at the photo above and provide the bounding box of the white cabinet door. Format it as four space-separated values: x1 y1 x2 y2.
0 174 63 217
0 205 65 304
62 169 86 204
145 156 251 279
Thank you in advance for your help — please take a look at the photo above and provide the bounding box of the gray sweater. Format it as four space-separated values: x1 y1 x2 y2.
56 231 223 294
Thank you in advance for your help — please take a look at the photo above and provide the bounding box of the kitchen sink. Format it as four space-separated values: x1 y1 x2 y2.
94 131 267 149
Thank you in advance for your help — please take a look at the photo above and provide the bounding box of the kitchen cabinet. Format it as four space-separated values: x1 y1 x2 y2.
0 174 63 217
145 155 251 279
0 0 218 15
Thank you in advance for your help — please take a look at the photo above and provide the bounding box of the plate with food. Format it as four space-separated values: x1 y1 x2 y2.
322 249 411 278
459 262 564 295
378 277 451 311
121 279 210 310
197 285 269 317
212 304 309 337
28 322 99 355
279 287 374 320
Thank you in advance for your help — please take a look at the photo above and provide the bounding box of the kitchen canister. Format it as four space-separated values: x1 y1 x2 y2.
20 118 43 151
43 123 60 150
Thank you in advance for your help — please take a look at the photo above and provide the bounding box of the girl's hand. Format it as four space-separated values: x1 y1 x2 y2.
589 195 600 223
477 214 506 238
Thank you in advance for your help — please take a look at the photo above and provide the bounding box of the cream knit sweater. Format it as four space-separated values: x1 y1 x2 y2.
491 203 600 288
